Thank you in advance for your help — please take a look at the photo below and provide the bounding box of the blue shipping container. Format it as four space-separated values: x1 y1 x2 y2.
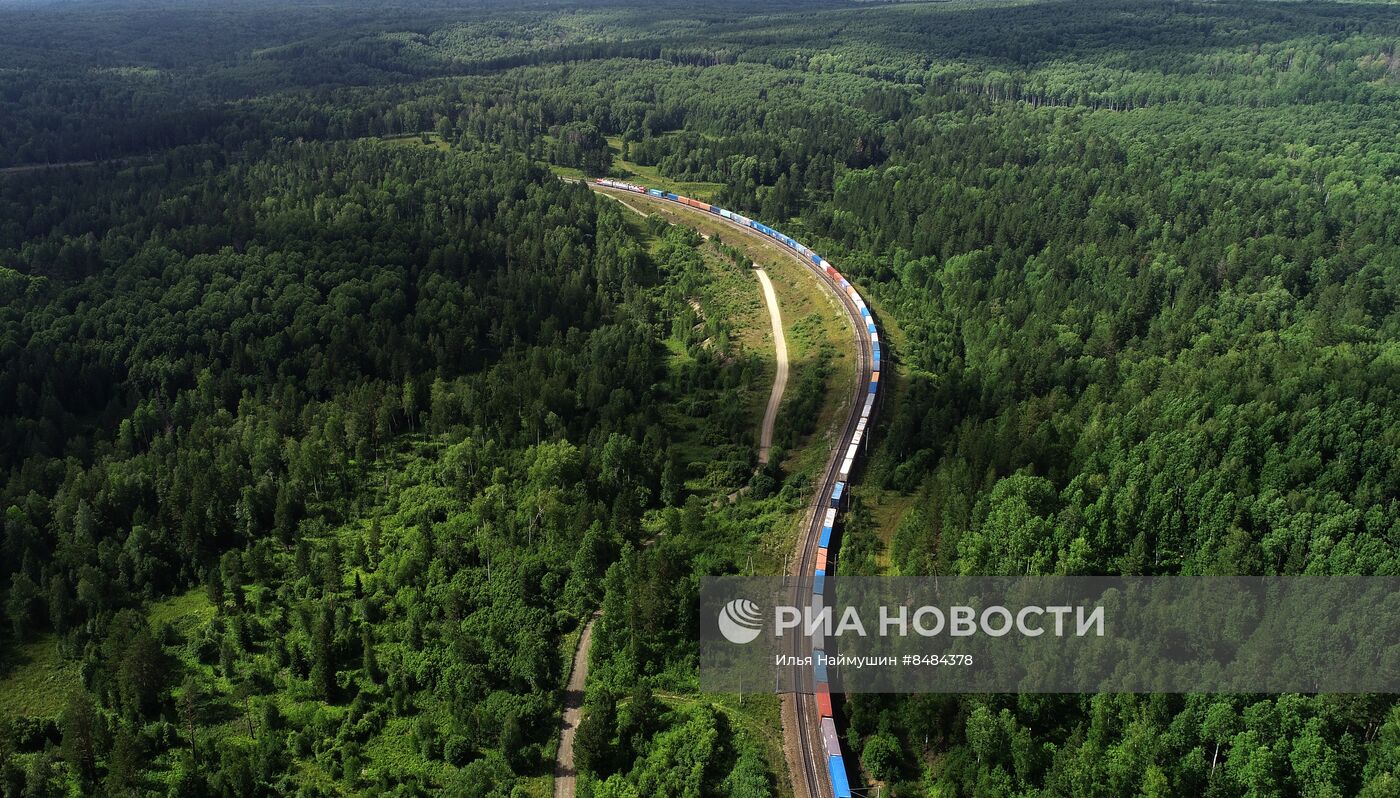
813 571 825 595
829 756 853 798
647 189 662 197
868 382 878 395
811 254 822 265
814 654 828 683
664 193 678 201
830 482 844 507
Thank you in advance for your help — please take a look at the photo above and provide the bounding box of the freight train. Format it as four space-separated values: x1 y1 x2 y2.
594 178 879 798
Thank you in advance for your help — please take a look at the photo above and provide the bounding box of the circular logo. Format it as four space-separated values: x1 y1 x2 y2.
718 598 763 644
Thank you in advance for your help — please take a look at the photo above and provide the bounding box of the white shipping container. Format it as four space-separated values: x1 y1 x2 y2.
821 718 841 757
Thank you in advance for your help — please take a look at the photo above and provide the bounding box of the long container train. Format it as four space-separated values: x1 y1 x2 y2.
594 178 879 798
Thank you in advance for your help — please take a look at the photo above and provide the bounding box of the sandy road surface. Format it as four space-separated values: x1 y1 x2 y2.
755 267 788 465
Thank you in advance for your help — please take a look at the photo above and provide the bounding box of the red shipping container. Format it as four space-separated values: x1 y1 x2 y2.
816 547 828 571
816 689 833 718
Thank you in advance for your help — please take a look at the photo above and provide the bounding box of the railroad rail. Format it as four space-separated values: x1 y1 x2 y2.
592 179 882 798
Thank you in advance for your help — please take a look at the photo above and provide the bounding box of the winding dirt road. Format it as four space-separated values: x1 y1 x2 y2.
553 191 793 797
755 267 788 465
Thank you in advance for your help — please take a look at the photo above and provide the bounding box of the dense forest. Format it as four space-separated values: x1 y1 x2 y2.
2 0 1399 796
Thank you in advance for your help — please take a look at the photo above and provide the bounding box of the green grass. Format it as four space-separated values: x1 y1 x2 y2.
860 488 916 572
149 587 215 633
653 690 792 798
604 135 723 199
378 131 453 152
0 589 216 720
541 137 722 199
600 190 857 472
516 775 554 798
0 635 80 719
591 189 859 572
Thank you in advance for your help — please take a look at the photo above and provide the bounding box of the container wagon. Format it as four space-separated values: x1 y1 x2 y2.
589 177 880 798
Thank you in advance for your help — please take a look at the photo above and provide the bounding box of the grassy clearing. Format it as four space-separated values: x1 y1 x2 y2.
604 135 723 200
378 131 453 152
654 690 793 798
656 241 774 498
859 488 917 572
0 635 79 719
590 188 860 584
149 586 216 633
0 588 217 720
595 189 857 479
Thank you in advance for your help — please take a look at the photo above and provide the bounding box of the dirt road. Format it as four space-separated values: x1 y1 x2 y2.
755 267 788 465
553 614 598 798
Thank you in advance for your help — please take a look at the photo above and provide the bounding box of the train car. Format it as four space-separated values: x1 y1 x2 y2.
586 192 877 798
829 756 853 798
818 508 836 548
821 718 841 758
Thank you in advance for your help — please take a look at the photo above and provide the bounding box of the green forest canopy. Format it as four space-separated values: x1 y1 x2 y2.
1 0 1398 796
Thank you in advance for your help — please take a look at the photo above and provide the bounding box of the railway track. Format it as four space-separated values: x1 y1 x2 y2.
588 179 880 798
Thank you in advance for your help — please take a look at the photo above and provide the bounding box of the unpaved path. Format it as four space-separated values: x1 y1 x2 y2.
554 612 599 798
755 267 788 465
